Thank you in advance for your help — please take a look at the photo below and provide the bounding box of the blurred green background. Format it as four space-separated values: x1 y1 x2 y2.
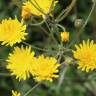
0 0 96 96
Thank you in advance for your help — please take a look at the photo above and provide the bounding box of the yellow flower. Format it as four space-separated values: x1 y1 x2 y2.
22 0 58 19
60 32 69 42
12 90 21 96
21 3 31 19
73 40 96 72
30 55 60 82
0 18 27 46
6 46 35 80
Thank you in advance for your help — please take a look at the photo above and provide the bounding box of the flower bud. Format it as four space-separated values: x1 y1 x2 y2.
74 19 84 29
60 32 69 42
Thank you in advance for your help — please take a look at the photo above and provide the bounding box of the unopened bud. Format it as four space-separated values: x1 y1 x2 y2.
74 19 84 29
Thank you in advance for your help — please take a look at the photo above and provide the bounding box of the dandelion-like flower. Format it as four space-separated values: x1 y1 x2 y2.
0 18 27 46
60 32 69 42
30 55 60 82
73 40 96 72
12 90 21 96
6 46 35 80
22 0 58 19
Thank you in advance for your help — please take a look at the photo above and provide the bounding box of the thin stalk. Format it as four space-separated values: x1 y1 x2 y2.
30 17 49 35
23 42 50 52
29 19 45 26
49 25 59 45
56 7 70 20
56 0 76 23
23 82 41 96
44 20 59 44
45 20 52 33
0 73 11 76
23 42 57 53
56 24 66 32
56 66 68 92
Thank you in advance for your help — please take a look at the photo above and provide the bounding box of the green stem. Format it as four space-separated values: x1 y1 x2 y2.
56 0 76 23
56 66 68 92
29 19 45 26
56 7 69 20
23 82 41 96
50 25 59 45
0 73 11 76
44 21 58 44
45 20 52 33
23 42 57 53
30 17 49 35
23 42 50 52
56 24 66 32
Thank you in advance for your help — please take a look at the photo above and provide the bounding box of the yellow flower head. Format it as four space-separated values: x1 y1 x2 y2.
0 18 27 46
21 3 31 19
12 90 21 96
73 40 96 72
31 55 60 82
22 0 58 19
60 32 69 42
6 46 35 80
